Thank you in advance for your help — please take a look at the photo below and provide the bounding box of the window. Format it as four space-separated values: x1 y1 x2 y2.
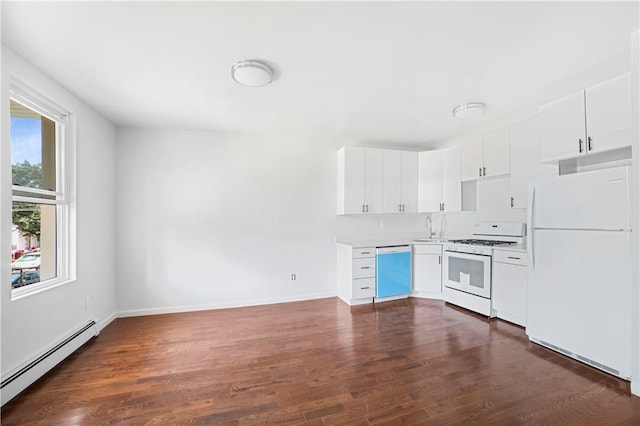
9 84 74 298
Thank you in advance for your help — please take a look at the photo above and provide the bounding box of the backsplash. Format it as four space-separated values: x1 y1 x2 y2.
334 177 527 240
335 213 429 240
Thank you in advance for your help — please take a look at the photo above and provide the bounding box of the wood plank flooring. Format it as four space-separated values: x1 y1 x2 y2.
3 297 640 424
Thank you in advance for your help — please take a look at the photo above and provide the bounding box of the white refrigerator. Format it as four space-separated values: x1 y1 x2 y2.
527 166 632 379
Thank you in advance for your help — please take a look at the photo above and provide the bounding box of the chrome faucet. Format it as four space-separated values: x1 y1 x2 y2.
426 216 435 238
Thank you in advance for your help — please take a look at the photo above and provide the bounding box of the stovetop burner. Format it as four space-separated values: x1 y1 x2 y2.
448 239 516 247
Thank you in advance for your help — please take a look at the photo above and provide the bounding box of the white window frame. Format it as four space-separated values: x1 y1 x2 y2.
9 81 76 300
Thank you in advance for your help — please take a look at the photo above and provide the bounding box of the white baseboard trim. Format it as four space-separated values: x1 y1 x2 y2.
116 291 338 318
632 380 640 397
97 312 117 333
411 291 444 301
374 294 409 303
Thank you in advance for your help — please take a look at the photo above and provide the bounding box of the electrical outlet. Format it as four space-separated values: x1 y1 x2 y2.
291 273 296 281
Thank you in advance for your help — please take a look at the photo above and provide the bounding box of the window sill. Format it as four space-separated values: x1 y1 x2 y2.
11 277 76 301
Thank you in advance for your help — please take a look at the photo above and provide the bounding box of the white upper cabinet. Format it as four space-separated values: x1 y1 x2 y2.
383 150 418 213
540 90 585 162
418 150 443 213
400 151 418 212
337 146 384 214
540 73 631 163
482 129 511 178
460 138 483 181
418 145 461 213
509 118 558 209
383 150 403 213
585 73 631 155
441 145 462 212
460 131 510 181
363 148 384 213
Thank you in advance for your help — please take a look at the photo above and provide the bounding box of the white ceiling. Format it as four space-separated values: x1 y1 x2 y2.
2 1 638 149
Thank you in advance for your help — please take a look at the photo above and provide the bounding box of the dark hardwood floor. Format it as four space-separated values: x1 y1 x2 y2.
3 297 640 424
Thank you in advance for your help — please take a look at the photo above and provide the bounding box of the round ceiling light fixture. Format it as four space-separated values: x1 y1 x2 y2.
231 60 273 87
453 102 486 119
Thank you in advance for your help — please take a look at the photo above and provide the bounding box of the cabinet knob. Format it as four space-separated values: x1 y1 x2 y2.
578 138 584 153
588 136 593 151
479 167 482 177
483 166 486 176
510 197 514 208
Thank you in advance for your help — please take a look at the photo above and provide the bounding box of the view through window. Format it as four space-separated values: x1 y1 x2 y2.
10 97 66 292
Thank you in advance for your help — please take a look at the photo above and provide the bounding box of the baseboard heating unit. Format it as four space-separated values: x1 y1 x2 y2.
1 320 98 405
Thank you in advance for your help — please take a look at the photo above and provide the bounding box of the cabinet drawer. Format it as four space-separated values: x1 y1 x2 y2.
493 250 527 266
353 257 376 279
353 278 375 298
413 244 442 255
353 247 375 258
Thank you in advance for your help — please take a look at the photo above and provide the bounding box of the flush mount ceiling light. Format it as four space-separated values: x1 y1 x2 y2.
453 102 486 119
231 60 273 87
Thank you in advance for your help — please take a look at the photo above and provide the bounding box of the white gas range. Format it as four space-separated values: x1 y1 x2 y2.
442 223 525 317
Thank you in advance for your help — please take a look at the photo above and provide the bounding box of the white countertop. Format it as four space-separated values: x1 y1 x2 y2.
492 243 527 253
336 233 427 248
336 234 527 252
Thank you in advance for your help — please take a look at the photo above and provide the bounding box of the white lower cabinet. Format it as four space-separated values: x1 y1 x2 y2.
412 244 442 299
492 249 527 326
337 244 376 305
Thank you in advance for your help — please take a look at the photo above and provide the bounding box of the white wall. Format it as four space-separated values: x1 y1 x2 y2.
1 46 117 375
115 129 430 315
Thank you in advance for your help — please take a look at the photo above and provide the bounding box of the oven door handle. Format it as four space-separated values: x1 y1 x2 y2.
444 250 491 260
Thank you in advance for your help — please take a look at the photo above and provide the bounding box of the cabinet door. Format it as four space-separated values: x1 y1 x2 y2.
509 118 558 209
482 128 510 178
540 90 586 162
417 150 443 213
383 150 403 213
585 73 631 155
338 146 365 214
401 151 418 212
460 138 483 181
492 261 527 326
413 253 442 295
442 145 462 212
364 148 384 213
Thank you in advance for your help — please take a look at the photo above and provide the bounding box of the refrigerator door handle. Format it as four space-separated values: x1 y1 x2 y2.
528 187 535 270
529 229 535 270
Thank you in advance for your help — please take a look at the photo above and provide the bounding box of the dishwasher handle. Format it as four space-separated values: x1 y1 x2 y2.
376 245 411 254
